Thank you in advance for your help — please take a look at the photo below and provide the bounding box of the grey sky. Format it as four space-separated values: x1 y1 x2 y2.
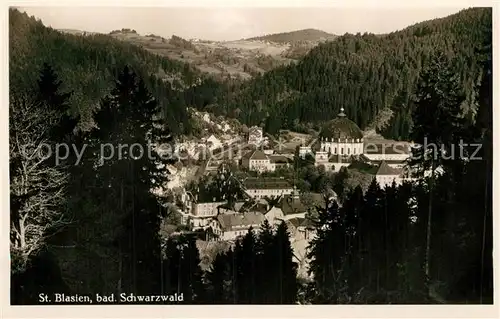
18 6 466 41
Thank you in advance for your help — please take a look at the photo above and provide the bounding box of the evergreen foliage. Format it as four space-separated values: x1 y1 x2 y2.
214 8 491 140
9 7 492 305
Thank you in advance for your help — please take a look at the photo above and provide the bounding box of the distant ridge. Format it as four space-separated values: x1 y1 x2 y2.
244 28 337 43
58 28 100 35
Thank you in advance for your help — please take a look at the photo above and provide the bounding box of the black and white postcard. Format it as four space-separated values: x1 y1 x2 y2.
3 0 497 318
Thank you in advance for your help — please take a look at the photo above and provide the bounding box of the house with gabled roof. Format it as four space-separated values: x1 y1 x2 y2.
286 217 317 241
243 177 293 199
241 149 276 173
374 161 404 188
248 126 264 145
268 154 293 169
262 187 326 224
363 141 411 162
209 211 266 241
205 134 222 151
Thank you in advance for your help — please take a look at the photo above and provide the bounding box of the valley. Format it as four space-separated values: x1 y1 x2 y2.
59 28 338 81
8 6 493 307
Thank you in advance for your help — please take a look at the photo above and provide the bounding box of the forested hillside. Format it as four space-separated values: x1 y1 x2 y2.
9 9 205 135
210 8 491 140
245 28 337 43
9 6 492 305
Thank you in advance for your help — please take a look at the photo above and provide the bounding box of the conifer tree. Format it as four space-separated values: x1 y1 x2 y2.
90 66 171 295
307 200 349 303
162 237 182 296
178 234 205 303
409 52 466 297
36 62 78 142
232 239 244 303
205 251 231 303
255 219 277 303
273 221 298 304
238 228 258 303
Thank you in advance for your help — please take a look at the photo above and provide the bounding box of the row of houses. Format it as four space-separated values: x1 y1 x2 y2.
201 112 415 183
241 149 293 172
186 162 411 230
178 184 322 243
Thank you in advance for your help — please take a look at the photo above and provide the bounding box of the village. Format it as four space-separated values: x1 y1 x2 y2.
160 107 416 275
9 6 491 306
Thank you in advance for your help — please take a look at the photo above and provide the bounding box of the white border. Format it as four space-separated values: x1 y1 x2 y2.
1 1 498 318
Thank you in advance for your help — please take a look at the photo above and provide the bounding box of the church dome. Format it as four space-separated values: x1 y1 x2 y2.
319 107 363 141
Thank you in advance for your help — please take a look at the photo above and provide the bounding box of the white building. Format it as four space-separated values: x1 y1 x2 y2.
209 211 266 241
286 217 317 241
311 107 363 172
243 177 293 200
188 200 227 228
363 141 411 165
263 188 327 223
268 154 292 170
241 149 276 173
248 126 264 145
299 146 313 158
374 161 404 188
317 107 364 156
265 206 285 225
205 134 222 151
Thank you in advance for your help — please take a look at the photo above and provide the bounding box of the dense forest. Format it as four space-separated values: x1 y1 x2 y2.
9 9 208 135
10 8 492 142
245 28 337 43
192 8 491 140
9 7 492 305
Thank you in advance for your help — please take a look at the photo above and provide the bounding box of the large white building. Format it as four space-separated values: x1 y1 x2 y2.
178 193 228 228
243 177 293 199
372 160 417 188
362 141 411 167
374 161 404 188
309 107 364 172
304 107 412 174
317 107 364 155
248 126 264 145
209 211 266 241
317 108 364 156
241 149 275 173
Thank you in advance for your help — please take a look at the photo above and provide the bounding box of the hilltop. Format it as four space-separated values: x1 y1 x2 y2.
12 7 492 145
10 9 210 134
214 8 492 141
59 27 335 81
105 30 297 81
245 28 337 43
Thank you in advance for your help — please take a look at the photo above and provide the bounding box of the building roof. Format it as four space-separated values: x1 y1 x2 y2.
243 149 269 161
238 199 269 213
376 161 403 176
327 154 355 163
249 126 263 134
216 212 266 231
244 177 293 190
248 126 263 143
234 201 245 212
269 154 292 164
265 206 284 216
359 154 407 165
280 195 306 215
206 134 220 142
364 142 411 155
319 108 363 140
